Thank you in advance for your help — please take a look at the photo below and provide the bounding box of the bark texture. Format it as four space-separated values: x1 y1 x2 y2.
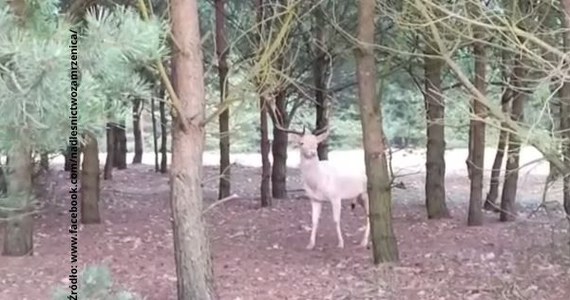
132 99 144 164
467 21 486 226
160 96 168 173
256 0 272 207
63 146 72 171
40 152 49 171
170 0 216 297
271 90 288 199
561 0 570 217
81 131 101 224
314 3 329 160
356 0 399 263
500 54 525 222
424 44 450 219
484 94 510 211
113 121 127 170
216 0 231 200
2 148 34 256
260 97 272 207
151 97 160 172
2 0 34 257
0 165 6 194
104 122 114 180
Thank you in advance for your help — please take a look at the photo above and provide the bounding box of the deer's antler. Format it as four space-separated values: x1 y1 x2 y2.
274 122 306 135
313 125 329 136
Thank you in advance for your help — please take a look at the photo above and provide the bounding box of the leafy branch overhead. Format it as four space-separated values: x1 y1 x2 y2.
0 0 167 152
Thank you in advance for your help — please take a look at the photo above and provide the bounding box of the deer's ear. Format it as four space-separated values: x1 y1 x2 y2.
316 130 330 143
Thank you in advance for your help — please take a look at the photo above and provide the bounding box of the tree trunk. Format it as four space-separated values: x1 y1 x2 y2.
256 0 271 207
260 97 272 207
484 93 510 211
560 0 570 217
152 93 160 172
63 146 72 171
113 121 127 170
40 152 49 171
104 122 114 180
0 165 6 194
541 2 562 206
356 0 399 264
2 147 34 256
160 96 168 173
216 0 231 200
271 90 288 199
132 99 144 164
81 131 101 224
559 81 570 215
424 44 450 219
500 54 525 222
3 0 33 256
467 21 486 226
314 3 329 160
170 0 215 297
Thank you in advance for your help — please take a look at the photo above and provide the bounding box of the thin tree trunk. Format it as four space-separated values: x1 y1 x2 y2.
467 18 486 226
170 0 215 297
0 165 6 194
541 0 562 204
256 0 271 207
216 0 231 200
484 94 510 211
152 94 159 172
314 3 329 160
81 131 101 224
132 99 144 164
2 147 34 256
113 121 127 169
356 0 399 264
561 0 570 217
260 97 272 207
160 97 168 173
40 152 49 171
500 53 525 222
424 44 450 219
63 146 72 171
104 122 114 180
269 0 290 199
271 90 288 199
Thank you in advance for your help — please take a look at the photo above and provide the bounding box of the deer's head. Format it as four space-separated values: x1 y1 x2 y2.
278 125 330 159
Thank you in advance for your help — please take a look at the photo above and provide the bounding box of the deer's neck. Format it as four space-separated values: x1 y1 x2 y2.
299 154 321 177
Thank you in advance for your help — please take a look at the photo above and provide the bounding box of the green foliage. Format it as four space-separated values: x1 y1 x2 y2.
169 0 565 156
0 1 166 153
383 82 425 147
52 265 140 300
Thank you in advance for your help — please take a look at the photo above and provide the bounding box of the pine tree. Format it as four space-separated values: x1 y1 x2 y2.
0 0 166 256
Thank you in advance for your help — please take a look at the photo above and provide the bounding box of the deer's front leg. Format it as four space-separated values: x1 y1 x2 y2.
331 197 344 248
307 200 322 250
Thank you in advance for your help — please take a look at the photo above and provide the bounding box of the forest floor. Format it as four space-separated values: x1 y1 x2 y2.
0 148 569 300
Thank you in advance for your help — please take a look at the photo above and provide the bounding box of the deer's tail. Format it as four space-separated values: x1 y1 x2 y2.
351 194 365 210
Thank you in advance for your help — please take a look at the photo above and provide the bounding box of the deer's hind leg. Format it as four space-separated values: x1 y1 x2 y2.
358 193 370 248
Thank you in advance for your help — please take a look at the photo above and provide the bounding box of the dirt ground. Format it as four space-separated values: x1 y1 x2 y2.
0 159 569 300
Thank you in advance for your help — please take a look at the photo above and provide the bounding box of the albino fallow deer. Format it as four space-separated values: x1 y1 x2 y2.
277 125 370 250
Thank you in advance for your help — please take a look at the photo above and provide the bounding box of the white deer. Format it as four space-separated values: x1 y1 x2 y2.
278 125 370 250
